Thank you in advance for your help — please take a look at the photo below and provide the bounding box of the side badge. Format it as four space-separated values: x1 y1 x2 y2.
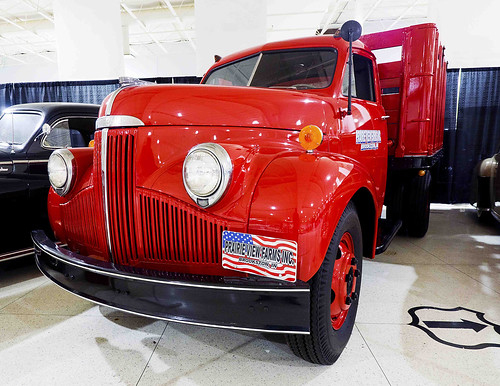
356 130 381 150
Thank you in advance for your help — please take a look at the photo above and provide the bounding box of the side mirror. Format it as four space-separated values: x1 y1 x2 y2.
340 20 362 115
340 20 362 43
42 123 51 135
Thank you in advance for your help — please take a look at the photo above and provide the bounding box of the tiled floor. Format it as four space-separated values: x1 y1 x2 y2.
1 204 499 385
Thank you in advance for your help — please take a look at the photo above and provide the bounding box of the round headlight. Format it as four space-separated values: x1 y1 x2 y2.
183 143 232 207
48 149 74 196
184 150 221 196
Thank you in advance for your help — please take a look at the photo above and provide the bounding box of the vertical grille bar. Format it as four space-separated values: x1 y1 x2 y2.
106 130 138 265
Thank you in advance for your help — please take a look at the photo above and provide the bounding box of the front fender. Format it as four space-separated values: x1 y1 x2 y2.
248 152 378 282
47 147 94 245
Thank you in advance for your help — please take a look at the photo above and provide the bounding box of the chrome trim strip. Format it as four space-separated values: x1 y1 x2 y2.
1 252 33 262
4 160 49 164
36 261 309 335
96 115 145 129
1 243 68 262
0 247 34 261
101 128 113 258
105 88 122 116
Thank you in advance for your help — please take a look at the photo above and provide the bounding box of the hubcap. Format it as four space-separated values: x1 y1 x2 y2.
330 232 359 330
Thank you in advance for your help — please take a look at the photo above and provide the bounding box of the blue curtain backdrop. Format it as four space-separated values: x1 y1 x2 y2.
0 76 201 112
1 71 499 204
434 68 500 203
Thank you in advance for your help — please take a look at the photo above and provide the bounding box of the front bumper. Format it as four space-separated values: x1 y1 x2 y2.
32 230 310 334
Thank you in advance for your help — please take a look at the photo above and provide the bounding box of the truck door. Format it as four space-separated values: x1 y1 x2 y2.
338 51 388 204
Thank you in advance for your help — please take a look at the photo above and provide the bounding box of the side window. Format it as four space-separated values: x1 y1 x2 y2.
0 112 42 145
342 54 376 102
42 118 89 149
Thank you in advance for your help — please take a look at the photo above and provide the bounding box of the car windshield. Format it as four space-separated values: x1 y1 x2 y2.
204 49 338 90
0 112 43 145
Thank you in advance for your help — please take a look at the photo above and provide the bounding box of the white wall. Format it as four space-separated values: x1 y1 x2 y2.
0 58 59 84
53 0 124 80
195 0 267 75
1 0 499 83
123 42 197 79
429 0 500 68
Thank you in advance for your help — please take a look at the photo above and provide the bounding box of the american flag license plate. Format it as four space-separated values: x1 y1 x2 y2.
221 231 298 282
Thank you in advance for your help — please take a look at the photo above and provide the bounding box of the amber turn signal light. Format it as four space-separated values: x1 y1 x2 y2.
88 139 95 148
299 125 323 152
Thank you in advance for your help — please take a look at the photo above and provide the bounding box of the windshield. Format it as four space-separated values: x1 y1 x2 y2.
0 112 43 146
204 49 337 90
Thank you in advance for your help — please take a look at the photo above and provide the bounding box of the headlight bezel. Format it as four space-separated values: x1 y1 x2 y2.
183 143 232 208
48 149 74 196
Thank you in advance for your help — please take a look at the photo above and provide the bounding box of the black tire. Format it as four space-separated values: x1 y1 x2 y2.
405 171 431 237
286 202 363 365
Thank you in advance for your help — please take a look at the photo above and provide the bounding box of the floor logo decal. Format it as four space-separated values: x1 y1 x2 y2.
408 306 500 349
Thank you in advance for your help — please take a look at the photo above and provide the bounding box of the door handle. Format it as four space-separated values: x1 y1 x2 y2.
381 115 390 120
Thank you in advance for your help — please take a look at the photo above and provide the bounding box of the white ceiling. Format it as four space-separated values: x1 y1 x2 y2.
0 0 429 66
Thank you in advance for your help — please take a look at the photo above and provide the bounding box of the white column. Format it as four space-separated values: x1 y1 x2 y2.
195 0 267 75
53 0 124 80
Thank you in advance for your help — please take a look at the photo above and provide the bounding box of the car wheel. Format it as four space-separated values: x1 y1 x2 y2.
405 171 432 237
286 202 362 364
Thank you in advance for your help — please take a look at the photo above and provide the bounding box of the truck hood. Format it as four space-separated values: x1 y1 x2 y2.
106 84 335 131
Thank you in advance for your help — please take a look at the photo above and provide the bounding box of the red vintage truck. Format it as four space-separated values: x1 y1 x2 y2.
32 21 446 365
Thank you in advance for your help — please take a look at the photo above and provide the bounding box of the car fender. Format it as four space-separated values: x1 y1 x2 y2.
248 152 378 282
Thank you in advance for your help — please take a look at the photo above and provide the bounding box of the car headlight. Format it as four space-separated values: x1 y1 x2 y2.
183 143 232 208
48 149 74 196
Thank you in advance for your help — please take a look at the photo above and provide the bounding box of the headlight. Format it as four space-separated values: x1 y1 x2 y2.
183 143 232 207
48 149 74 196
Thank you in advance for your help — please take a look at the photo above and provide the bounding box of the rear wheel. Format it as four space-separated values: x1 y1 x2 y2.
405 171 432 237
286 202 363 364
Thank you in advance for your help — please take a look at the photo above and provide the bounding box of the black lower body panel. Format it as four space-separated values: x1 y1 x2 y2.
32 230 310 334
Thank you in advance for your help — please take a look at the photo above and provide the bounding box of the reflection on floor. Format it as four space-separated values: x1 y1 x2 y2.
0 204 499 385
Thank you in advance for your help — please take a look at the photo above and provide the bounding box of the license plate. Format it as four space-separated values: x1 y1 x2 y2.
221 231 298 282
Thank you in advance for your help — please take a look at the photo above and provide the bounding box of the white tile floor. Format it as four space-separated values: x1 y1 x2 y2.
1 204 499 385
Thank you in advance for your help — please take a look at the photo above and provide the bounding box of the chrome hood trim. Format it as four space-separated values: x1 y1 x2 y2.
96 115 145 129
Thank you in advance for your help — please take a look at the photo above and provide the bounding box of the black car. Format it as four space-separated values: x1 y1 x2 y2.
0 103 99 261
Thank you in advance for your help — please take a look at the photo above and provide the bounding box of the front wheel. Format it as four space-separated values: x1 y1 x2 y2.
286 202 363 364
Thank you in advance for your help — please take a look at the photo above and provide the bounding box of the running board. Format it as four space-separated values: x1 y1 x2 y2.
375 218 402 255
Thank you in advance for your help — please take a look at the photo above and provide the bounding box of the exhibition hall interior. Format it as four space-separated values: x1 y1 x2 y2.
0 0 499 385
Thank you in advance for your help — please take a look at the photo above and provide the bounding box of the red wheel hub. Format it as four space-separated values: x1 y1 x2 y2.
330 232 359 330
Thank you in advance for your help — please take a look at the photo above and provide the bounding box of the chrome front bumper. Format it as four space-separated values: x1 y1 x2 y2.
32 230 310 334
